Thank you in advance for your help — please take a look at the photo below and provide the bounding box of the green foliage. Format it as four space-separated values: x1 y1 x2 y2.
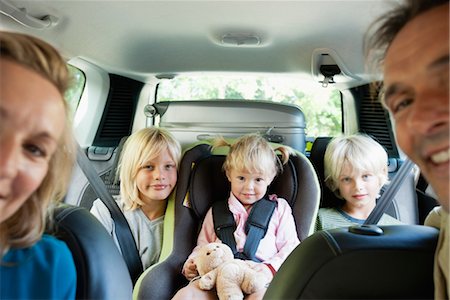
158 76 342 137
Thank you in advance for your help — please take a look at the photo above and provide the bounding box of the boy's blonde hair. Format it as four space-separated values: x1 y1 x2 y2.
324 134 389 198
0 31 76 257
118 127 181 210
214 133 292 181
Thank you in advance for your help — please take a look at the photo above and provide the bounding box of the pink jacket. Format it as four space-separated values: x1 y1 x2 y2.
189 192 300 271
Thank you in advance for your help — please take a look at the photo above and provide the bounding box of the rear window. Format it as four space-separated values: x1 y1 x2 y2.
157 75 342 138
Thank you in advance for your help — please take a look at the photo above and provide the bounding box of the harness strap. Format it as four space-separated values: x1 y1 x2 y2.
212 196 277 262
243 198 277 261
213 200 239 256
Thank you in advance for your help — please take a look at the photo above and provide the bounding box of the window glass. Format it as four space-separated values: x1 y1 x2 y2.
157 75 342 138
65 65 86 117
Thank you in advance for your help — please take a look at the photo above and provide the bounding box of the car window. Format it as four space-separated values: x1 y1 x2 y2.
65 65 86 117
157 75 342 138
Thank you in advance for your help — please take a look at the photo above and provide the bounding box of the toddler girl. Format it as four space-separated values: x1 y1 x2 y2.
173 133 299 300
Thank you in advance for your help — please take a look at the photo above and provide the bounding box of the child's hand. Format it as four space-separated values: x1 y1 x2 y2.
182 258 198 280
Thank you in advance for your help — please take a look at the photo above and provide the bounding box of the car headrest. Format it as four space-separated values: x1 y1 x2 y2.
47 204 133 299
265 224 439 299
189 155 298 219
309 137 343 208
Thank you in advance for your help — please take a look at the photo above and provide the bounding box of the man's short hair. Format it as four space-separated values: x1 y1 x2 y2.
365 0 449 71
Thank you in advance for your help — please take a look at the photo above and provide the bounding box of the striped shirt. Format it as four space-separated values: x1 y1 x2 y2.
315 207 403 232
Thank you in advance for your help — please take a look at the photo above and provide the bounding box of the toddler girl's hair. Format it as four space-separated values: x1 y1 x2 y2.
213 133 292 181
118 127 181 210
324 134 389 198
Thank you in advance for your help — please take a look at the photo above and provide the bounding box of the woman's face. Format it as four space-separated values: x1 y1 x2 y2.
0 59 66 223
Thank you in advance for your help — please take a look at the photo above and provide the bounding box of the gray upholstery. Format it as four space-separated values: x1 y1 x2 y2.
264 225 438 299
47 204 133 300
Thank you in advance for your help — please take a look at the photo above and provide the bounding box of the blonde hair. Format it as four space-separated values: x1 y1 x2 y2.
119 127 181 210
0 31 76 257
214 133 292 181
324 134 389 198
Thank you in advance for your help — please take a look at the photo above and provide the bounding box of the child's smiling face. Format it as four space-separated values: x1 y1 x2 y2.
227 168 273 208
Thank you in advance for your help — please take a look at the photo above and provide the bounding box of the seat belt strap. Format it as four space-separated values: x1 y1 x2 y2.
76 144 143 283
212 196 276 262
364 159 415 225
243 197 277 261
213 200 239 257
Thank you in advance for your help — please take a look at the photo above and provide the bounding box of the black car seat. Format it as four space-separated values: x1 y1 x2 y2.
133 141 321 300
46 204 133 299
264 224 438 299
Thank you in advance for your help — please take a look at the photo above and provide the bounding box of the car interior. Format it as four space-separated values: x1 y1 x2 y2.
0 0 440 299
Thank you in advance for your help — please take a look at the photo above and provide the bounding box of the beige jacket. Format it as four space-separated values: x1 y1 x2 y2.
425 206 449 300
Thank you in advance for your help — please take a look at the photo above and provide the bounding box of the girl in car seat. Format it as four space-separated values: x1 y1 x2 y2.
0 32 77 299
172 133 300 300
315 134 403 231
90 127 181 270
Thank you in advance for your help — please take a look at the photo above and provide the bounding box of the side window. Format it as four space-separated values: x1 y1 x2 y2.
157 75 342 148
65 65 86 117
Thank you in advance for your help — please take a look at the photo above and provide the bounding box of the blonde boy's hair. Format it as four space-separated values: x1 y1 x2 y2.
119 127 181 210
0 31 76 257
214 133 292 181
324 134 389 198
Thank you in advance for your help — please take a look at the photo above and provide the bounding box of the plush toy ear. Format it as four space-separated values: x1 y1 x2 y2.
219 243 234 261
194 254 206 275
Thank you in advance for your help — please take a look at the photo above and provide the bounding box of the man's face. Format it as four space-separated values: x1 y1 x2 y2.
383 3 449 211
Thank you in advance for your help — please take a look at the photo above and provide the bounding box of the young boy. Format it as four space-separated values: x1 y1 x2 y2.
315 134 402 231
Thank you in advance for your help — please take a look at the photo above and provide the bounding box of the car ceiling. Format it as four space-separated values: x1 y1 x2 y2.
0 0 397 86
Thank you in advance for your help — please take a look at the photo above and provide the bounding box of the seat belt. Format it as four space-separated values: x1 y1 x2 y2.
213 196 277 261
76 144 143 283
364 159 415 225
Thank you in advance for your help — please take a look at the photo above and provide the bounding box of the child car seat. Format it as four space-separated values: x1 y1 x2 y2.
133 141 320 300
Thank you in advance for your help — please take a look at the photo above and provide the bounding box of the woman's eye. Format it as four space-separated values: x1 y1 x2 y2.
237 176 245 181
24 144 46 158
143 165 154 170
256 178 264 182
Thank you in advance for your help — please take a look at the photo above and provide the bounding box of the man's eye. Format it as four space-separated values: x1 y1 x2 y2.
391 98 413 114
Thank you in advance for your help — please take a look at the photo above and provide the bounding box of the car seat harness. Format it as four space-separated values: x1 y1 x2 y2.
212 196 277 262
